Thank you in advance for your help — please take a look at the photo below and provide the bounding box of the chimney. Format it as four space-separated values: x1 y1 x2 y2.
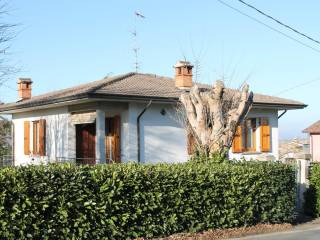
17 78 32 100
174 60 193 88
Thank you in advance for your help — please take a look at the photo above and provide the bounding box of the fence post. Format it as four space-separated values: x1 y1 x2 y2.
295 153 311 212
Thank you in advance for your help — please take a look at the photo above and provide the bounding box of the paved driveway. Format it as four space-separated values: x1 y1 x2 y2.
233 226 320 240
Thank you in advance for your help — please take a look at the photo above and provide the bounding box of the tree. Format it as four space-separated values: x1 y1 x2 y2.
0 0 17 161
179 80 253 158
0 0 18 91
0 115 11 157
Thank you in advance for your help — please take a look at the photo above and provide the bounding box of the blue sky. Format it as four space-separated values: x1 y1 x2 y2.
1 0 320 139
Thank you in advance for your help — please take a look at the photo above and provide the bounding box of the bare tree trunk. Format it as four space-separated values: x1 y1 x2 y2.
180 80 253 157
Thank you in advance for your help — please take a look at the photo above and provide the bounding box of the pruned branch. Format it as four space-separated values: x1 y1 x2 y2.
179 80 253 156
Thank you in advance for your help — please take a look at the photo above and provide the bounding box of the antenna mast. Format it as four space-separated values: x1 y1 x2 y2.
132 11 145 73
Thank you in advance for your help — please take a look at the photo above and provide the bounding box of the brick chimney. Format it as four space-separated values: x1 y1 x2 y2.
18 78 32 100
174 60 193 88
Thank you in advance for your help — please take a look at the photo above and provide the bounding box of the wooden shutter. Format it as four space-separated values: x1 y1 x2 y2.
187 133 195 155
232 125 243 153
24 121 30 155
260 118 271 152
113 115 121 163
39 119 46 156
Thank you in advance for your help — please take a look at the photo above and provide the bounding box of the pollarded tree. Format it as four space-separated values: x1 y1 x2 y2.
179 80 253 158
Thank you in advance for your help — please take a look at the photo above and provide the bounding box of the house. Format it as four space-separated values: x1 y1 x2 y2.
0 61 306 165
303 120 320 162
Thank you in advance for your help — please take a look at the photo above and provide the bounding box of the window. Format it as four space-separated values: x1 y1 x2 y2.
232 117 271 153
105 116 121 163
242 118 256 152
30 119 46 156
33 121 40 155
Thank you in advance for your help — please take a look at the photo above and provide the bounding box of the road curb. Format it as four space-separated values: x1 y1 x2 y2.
230 224 320 239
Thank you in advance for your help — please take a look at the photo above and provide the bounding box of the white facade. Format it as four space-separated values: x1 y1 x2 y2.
12 106 70 165
11 101 280 165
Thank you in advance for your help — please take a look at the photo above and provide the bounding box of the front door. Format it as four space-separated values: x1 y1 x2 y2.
76 123 96 164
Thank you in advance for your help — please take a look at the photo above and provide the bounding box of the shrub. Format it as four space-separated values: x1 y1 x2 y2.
0 162 295 239
304 163 320 216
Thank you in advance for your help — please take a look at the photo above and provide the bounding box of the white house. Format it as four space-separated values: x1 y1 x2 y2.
0 61 306 165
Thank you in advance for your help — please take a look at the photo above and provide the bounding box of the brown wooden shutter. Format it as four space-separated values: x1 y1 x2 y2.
39 119 46 156
113 115 121 163
232 125 243 153
24 121 30 155
187 133 195 155
260 118 271 152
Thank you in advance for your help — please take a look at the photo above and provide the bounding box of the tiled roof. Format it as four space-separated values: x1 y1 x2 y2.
0 72 306 112
303 120 320 133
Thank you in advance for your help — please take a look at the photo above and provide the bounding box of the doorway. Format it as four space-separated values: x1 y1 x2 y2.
76 123 96 164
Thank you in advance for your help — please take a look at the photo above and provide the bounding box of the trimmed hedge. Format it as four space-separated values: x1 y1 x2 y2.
0 162 295 239
304 163 320 216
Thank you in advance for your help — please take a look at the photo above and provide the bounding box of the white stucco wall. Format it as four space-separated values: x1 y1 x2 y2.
228 108 279 161
12 107 69 165
126 102 188 164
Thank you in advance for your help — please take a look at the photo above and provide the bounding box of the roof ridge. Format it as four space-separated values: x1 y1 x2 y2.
88 72 136 94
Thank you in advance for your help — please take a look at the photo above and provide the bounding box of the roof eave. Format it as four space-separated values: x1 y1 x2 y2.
0 94 91 114
0 93 307 114
88 93 179 103
252 102 307 110
0 93 180 114
303 130 320 134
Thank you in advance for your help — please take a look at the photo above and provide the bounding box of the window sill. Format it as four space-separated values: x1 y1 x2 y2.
241 151 262 155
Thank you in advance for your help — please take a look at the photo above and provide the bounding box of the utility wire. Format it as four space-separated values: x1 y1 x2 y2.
216 0 320 97
0 83 15 91
274 77 320 96
216 0 320 54
237 0 320 46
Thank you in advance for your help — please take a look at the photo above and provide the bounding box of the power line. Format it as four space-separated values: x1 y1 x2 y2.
216 0 320 54
274 77 320 96
0 82 15 91
237 0 320 46
216 0 320 98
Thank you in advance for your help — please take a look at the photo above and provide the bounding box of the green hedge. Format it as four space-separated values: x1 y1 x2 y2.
304 163 320 216
0 162 295 239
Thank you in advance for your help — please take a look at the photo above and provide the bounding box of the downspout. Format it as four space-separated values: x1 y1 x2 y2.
11 121 14 166
278 110 287 119
137 100 153 163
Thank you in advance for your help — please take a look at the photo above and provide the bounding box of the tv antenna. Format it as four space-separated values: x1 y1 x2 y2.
131 11 146 72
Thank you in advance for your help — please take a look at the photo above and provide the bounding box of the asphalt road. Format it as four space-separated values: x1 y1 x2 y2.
234 227 320 240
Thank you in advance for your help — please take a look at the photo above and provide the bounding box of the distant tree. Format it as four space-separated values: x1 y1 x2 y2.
0 116 11 156
0 0 17 158
0 0 18 93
